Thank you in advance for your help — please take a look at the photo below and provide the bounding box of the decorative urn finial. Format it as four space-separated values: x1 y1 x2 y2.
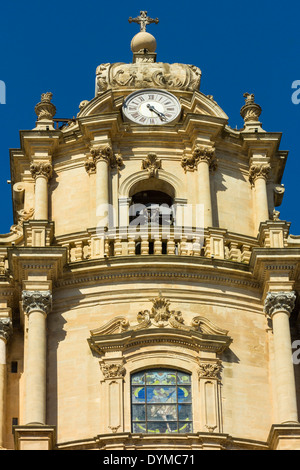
240 92 262 124
34 92 56 129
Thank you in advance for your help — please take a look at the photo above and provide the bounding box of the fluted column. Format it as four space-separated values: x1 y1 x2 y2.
194 146 216 228
30 162 53 220
249 163 271 230
0 318 12 447
264 291 298 424
22 291 52 425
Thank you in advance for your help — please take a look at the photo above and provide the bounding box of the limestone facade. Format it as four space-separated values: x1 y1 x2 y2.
0 13 300 450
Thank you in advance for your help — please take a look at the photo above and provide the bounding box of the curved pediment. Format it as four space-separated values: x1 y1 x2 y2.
78 88 228 122
88 293 232 355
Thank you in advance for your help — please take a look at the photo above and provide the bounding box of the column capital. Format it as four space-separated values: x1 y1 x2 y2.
22 290 52 316
264 291 296 318
249 163 271 185
86 145 123 173
91 145 113 164
0 318 12 342
181 146 216 173
30 162 53 181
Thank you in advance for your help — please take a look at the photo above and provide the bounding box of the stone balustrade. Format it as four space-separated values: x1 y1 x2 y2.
53 226 257 264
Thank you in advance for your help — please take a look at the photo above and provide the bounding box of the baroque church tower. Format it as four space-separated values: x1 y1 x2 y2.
1 11 300 450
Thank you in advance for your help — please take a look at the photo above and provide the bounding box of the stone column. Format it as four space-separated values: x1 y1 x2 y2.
264 291 298 424
91 145 113 228
249 163 271 231
22 290 52 425
194 146 216 229
30 162 53 220
0 318 12 448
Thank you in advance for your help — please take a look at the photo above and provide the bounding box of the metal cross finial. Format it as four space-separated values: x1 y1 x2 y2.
128 11 159 32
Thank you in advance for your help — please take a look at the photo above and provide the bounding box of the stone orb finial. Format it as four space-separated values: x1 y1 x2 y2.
131 31 157 53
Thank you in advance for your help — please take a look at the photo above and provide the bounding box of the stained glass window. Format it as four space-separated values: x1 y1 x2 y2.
131 369 193 434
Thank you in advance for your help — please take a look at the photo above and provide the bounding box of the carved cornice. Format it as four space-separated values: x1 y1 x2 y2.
264 291 296 318
22 290 52 316
0 318 12 342
181 146 216 173
141 153 162 177
249 163 271 185
30 162 53 181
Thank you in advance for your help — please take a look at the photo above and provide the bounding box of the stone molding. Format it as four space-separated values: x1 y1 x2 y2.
249 163 271 185
264 291 296 318
22 290 52 316
181 146 216 173
0 317 12 342
30 162 53 181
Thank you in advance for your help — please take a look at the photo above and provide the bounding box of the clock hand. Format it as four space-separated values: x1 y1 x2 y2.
147 104 167 121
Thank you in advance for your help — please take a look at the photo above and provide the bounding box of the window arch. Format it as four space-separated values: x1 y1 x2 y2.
131 368 193 434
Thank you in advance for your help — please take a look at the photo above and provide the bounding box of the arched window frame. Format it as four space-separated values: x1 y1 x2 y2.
88 296 232 441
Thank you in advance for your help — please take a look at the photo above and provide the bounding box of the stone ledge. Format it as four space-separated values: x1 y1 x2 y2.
267 423 300 450
13 424 56 451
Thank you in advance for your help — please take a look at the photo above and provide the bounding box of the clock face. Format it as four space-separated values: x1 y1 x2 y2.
122 89 181 125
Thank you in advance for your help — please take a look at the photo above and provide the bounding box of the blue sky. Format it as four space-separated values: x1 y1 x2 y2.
0 0 299 234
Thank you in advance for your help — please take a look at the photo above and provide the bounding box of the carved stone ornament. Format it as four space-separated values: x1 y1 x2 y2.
100 363 126 379
181 146 216 173
87 145 123 172
88 294 232 356
240 93 262 123
198 361 222 380
22 290 52 316
30 162 53 181
142 153 162 177
249 163 271 185
10 208 35 236
264 291 296 318
95 62 201 94
0 318 13 342
91 292 229 334
34 92 56 121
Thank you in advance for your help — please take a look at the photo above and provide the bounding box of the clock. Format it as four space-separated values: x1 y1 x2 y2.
122 89 181 125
